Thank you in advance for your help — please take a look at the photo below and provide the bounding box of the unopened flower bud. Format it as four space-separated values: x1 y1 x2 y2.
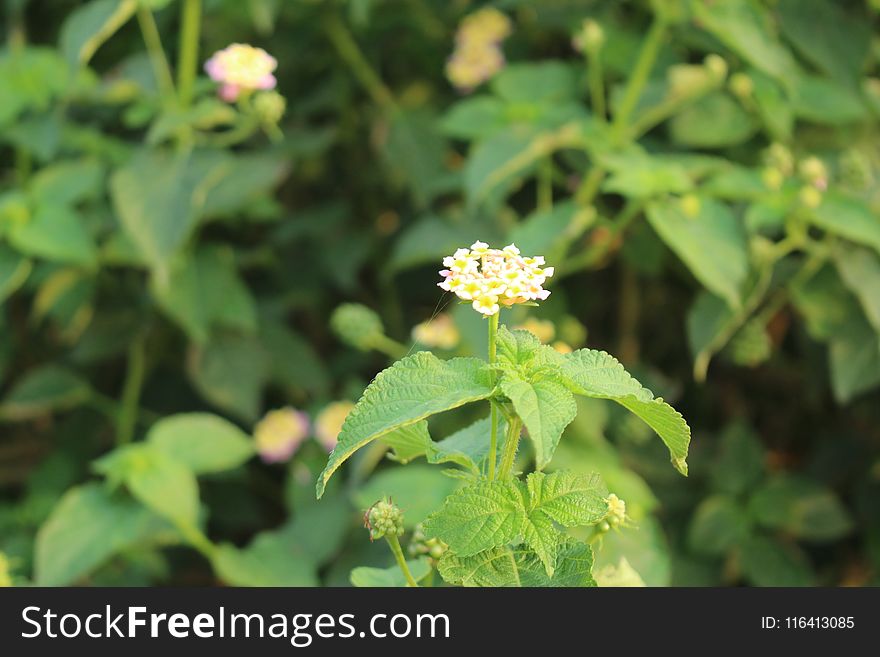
680 194 701 218
606 494 627 528
762 167 784 191
798 156 828 190
798 185 823 209
766 143 794 176
365 498 405 540
573 19 604 53
729 72 753 99
253 90 286 125
331 303 385 351
704 54 728 84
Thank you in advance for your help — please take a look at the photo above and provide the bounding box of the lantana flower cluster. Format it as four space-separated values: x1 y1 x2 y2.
205 43 278 102
438 242 554 317
446 8 512 92
252 401 354 463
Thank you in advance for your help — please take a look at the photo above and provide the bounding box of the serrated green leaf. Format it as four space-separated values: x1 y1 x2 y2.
350 558 432 587
525 471 608 527
501 376 576 469
147 413 255 475
427 416 498 473
382 420 430 464
749 475 854 542
560 349 690 475
646 197 749 308
316 353 493 497
423 480 525 556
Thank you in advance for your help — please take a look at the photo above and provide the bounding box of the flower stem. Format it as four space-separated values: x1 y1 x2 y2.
116 332 147 445
137 6 176 102
385 534 418 587
487 312 500 480
176 0 202 108
324 14 397 111
498 416 523 479
586 48 606 121
610 14 668 144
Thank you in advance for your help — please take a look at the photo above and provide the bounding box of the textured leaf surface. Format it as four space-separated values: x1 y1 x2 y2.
560 349 690 474
316 353 493 497
350 558 432 587
501 377 576 470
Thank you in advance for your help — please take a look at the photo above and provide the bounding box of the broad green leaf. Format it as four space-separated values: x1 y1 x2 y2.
750 70 793 140
0 365 91 421
777 0 870 89
692 0 800 84
739 536 814 587
501 376 576 469
687 495 751 557
669 92 757 148
686 290 734 381
560 349 690 475
646 196 748 308
350 558 432 587
427 416 497 473
60 0 138 67
438 540 596 587
602 152 693 198
213 532 317 587
382 421 430 464
147 413 255 475
510 201 595 261
749 475 854 543
316 353 493 497
490 61 578 103
146 99 237 145
0 245 31 304
525 471 608 527
260 319 329 396
0 48 71 127
96 444 200 529
110 149 225 278
442 97 506 139
382 109 449 208
423 480 525 556
834 246 880 332
28 158 104 206
388 214 494 272
35 483 169 586
710 423 766 496
828 315 880 403
353 465 459 529
151 245 258 343
281 490 352 566
8 203 97 267
793 75 868 125
790 265 862 342
186 332 271 423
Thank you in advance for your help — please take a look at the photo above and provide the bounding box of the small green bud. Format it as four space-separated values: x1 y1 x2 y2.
331 303 385 351
408 523 448 561
704 54 728 84
573 19 604 53
798 185 823 209
729 72 753 99
253 91 286 125
765 143 794 176
761 167 784 191
605 493 627 527
365 498 404 541
798 156 828 189
680 194 701 218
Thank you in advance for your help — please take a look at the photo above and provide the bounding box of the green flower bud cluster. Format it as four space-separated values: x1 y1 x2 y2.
365 498 404 541
573 19 604 53
727 319 772 367
408 523 448 561
253 91 286 125
331 303 386 351
703 54 728 84
729 72 753 99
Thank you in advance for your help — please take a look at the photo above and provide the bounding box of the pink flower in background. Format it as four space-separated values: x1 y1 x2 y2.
314 401 355 452
254 407 310 463
205 43 278 102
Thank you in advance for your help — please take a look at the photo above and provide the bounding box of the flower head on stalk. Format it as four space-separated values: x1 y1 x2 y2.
438 241 555 317
205 43 277 102
254 407 310 463
446 8 512 92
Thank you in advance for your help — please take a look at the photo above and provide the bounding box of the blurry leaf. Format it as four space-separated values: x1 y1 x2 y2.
0 366 91 421
791 265 862 342
8 203 97 267
281 490 352 565
389 215 492 272
35 483 168 586
151 245 258 343
382 108 448 208
0 245 31 304
28 159 104 206
669 92 757 148
147 413 255 475
147 99 237 145
213 531 318 586
793 75 867 125
491 61 578 103
510 201 594 261
702 166 766 201
350 558 432 587
32 267 95 342
201 152 290 218
777 0 870 89
187 332 271 423
110 149 225 278
710 423 766 496
749 70 792 140
828 315 880 403
591 515 670 586
441 97 506 139
602 151 692 198
809 193 880 255
749 475 854 542
0 48 71 126
646 197 749 308
835 246 880 333
382 421 430 464
316 353 493 497
465 131 539 208
260 320 329 396
594 557 646 587
353 465 460 529
687 495 751 557
59 0 138 67
739 536 814 586
692 0 800 84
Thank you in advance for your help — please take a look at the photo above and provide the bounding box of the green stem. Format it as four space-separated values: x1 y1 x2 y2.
386 534 418 587
176 0 202 108
587 49 606 121
372 334 409 360
324 15 397 111
487 312 500 480
116 333 147 445
538 157 554 212
137 7 176 101
498 416 523 479
610 14 668 144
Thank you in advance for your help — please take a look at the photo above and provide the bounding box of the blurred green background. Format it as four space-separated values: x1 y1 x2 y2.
1 0 880 587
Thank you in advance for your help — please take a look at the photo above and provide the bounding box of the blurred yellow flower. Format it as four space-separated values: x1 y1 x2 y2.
412 313 460 349
447 8 512 92
457 7 512 45
254 407 309 463
552 341 573 354
315 401 355 451
205 43 278 102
